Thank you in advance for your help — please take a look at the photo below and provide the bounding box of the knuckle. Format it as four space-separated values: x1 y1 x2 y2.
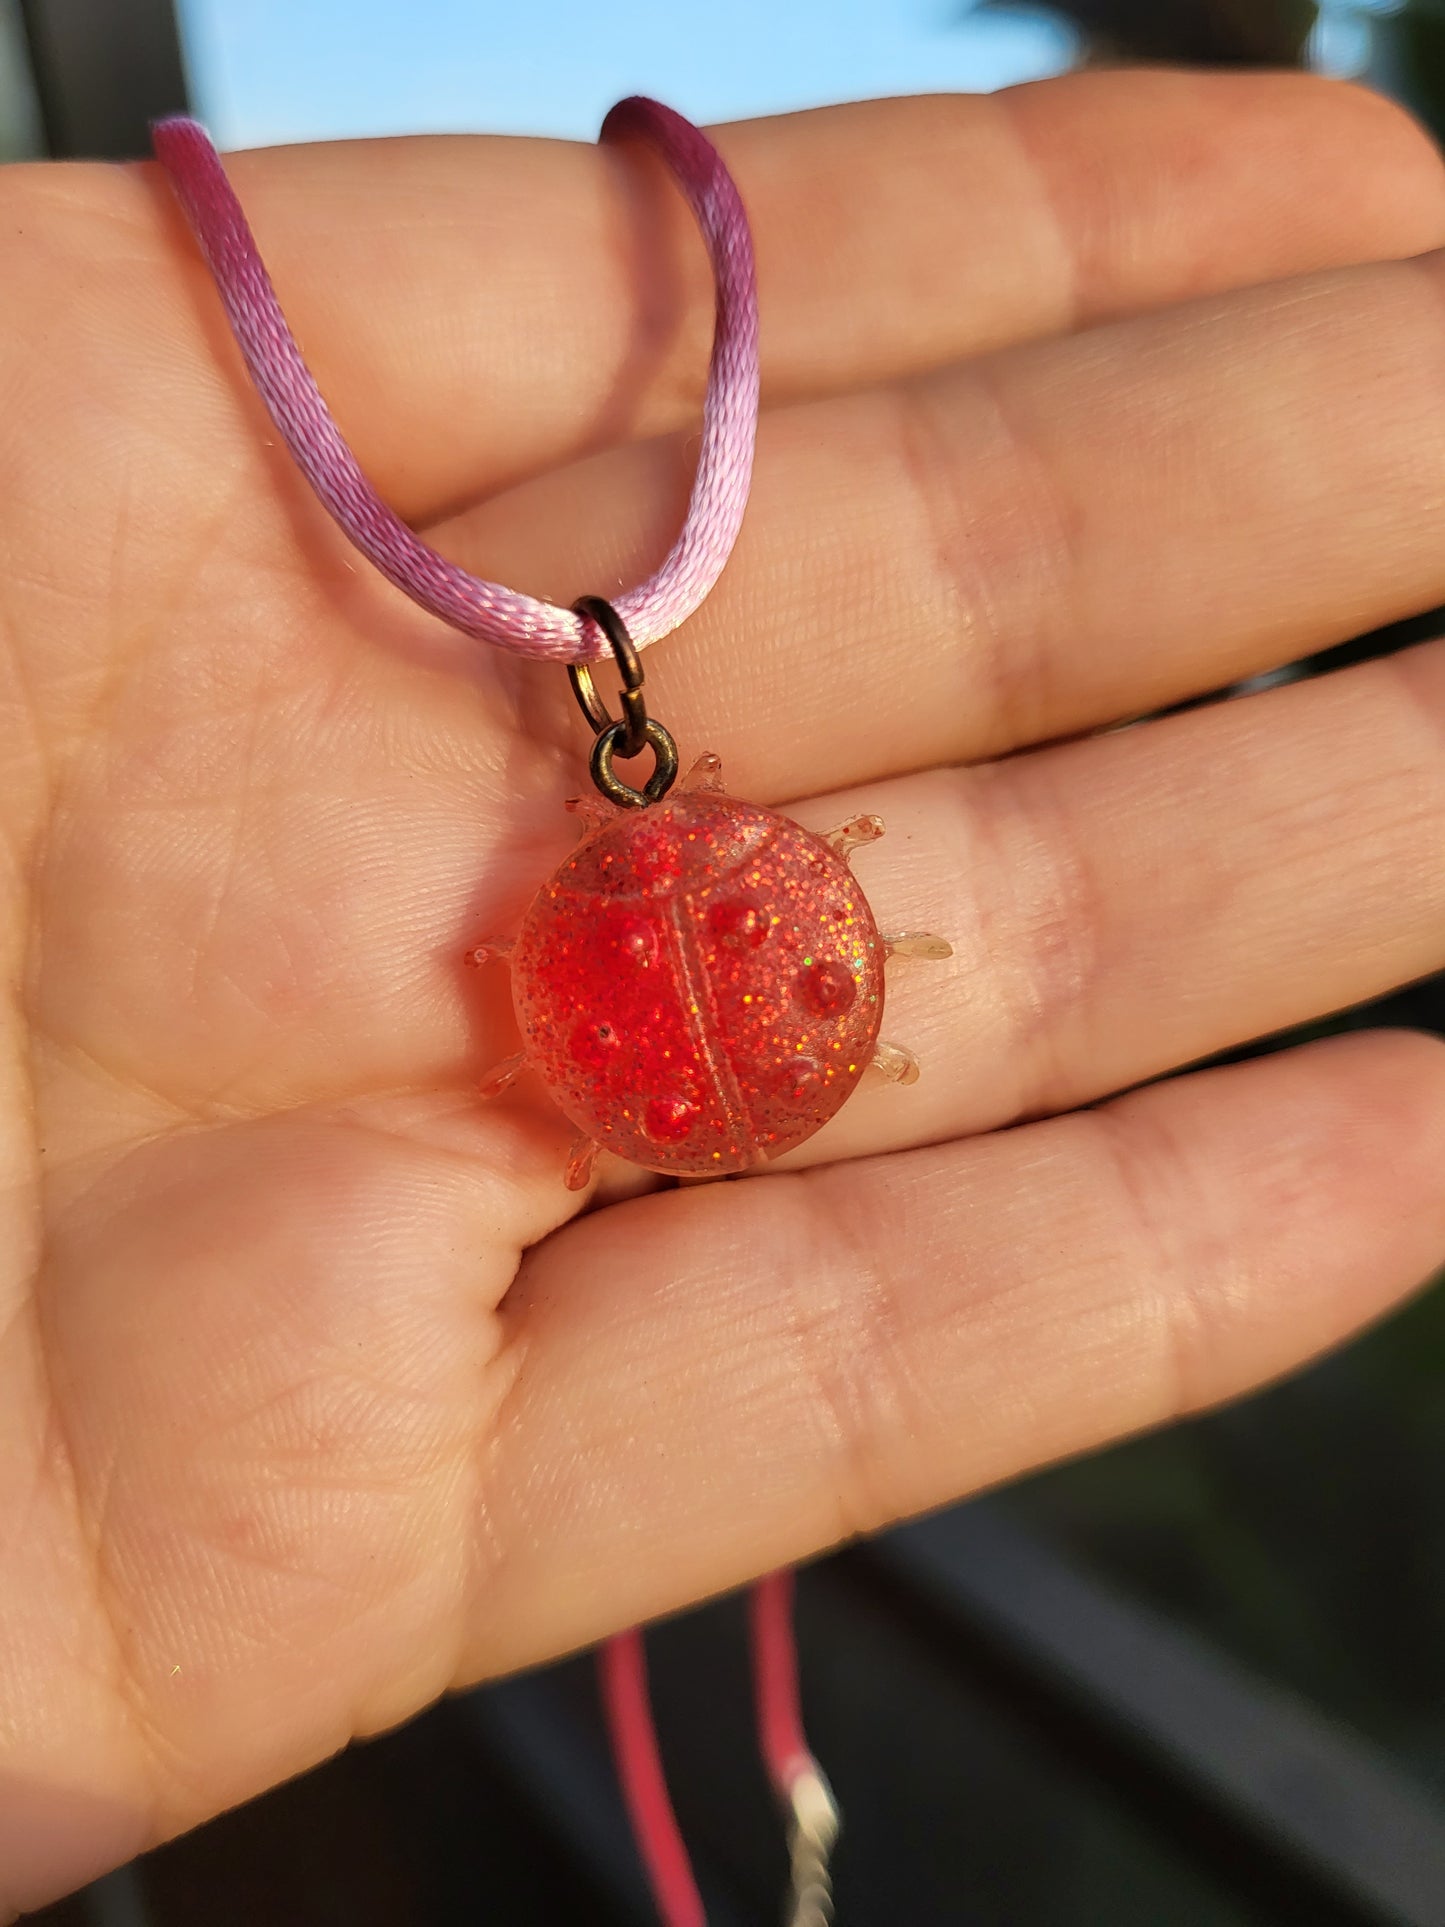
778 1172 927 1542
1090 1096 1225 1423
890 367 1084 759
965 756 1110 1118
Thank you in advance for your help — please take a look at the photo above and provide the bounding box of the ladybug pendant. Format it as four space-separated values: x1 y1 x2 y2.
470 752 951 1189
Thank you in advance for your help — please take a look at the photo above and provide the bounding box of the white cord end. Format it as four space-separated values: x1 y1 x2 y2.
784 1763 840 1927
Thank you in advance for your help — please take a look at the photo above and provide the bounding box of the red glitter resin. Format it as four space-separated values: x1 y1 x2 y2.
474 754 948 1184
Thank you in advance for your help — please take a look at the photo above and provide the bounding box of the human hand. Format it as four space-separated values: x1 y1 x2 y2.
5 68 1445 1914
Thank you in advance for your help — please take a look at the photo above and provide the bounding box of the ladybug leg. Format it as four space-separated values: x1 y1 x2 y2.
881 931 954 961
872 1040 921 1086
478 1052 526 1099
564 1133 600 1191
465 937 513 968
821 813 884 860
681 750 727 792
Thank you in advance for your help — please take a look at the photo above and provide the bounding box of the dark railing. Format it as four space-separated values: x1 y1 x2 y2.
16 0 187 159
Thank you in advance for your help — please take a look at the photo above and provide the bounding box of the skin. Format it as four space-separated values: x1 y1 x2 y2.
3 65 1445 1913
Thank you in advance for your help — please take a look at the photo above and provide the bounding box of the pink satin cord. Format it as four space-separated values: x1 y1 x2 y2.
151 100 817 1927
599 1630 707 1927
749 1567 813 1794
603 1577 835 1927
149 99 757 662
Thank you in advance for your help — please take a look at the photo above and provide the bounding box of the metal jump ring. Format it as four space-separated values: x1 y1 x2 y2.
590 717 679 810
569 596 648 761
568 595 678 807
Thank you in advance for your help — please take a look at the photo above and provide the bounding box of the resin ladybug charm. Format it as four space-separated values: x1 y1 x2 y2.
471 751 951 1188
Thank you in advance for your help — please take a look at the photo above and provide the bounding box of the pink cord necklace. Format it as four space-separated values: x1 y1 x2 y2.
153 97 948 1925
151 100 756 663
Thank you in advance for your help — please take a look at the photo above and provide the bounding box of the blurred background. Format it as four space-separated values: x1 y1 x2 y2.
7 1 1445 1921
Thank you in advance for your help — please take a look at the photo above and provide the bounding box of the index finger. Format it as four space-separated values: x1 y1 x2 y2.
12 70 1435 522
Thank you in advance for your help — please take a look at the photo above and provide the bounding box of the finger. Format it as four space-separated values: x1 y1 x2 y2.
442 245 1445 797
777 637 1445 1167
184 71 1445 519
11 74 1440 523
468 1030 1445 1673
36 627 1440 1160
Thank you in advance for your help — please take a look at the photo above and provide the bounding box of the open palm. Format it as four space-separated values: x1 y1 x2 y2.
6 69 1445 1915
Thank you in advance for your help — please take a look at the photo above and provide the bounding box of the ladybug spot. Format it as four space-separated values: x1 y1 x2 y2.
571 1018 627 1070
797 960 857 1017
604 913 660 968
643 1095 698 1144
772 1054 825 1107
707 895 770 949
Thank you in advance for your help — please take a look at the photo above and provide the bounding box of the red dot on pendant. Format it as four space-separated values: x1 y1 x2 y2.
643 1095 698 1144
605 913 659 968
571 1018 626 1070
773 1054 824 1105
707 895 769 949
797 960 856 1016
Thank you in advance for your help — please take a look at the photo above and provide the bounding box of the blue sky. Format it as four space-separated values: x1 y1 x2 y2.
177 0 1081 148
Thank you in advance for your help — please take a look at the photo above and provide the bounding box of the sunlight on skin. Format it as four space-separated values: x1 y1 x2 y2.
5 71 1445 1915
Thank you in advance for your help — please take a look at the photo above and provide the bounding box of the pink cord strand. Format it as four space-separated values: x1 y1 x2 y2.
749 1568 815 1795
600 1629 707 1927
149 98 758 663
